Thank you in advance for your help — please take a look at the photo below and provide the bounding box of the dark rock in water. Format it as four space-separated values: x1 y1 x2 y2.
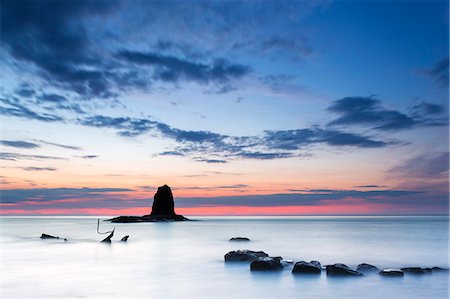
151 185 175 216
41 233 67 241
292 261 322 274
357 263 379 273
107 185 189 223
379 269 404 276
432 267 449 272
224 250 269 262
120 235 129 242
401 267 432 274
229 237 250 241
250 257 283 271
326 263 363 276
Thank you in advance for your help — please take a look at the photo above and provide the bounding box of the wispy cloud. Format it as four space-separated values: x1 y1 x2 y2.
21 167 57 172
0 140 40 149
0 152 66 161
424 57 449 88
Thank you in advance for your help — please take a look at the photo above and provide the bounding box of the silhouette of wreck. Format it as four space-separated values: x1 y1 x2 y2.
108 184 189 223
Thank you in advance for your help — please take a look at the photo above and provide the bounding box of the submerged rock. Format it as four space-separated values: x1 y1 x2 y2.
108 185 189 223
357 263 379 273
379 269 404 276
401 267 432 274
40 233 67 241
224 250 269 262
229 237 250 241
292 261 322 274
326 263 363 276
431 267 449 272
120 235 129 242
250 257 283 271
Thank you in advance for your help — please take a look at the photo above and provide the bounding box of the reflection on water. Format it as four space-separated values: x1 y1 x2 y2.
1 216 448 298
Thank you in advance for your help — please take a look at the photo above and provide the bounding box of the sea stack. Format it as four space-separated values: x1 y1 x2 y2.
151 185 176 216
109 184 188 223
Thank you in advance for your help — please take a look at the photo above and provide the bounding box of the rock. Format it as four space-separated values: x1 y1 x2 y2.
250 257 283 271
326 263 363 276
108 185 189 223
229 237 250 241
224 250 269 262
292 260 322 274
379 269 404 276
120 235 129 242
40 233 67 241
401 267 432 274
151 184 175 216
432 267 449 272
357 263 379 273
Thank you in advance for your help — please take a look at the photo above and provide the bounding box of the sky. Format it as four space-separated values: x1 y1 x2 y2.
0 0 448 216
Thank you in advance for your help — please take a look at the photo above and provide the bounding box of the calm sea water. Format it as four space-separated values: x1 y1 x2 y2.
1 216 448 299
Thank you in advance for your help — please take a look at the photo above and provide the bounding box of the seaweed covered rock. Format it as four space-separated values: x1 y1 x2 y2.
292 261 322 274
224 250 269 262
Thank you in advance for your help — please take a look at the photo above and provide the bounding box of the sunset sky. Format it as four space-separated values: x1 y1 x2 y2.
1 0 448 215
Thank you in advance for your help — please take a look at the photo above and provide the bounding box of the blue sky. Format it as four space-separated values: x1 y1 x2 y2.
0 0 448 215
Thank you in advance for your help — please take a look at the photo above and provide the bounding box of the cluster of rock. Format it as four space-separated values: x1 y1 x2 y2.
108 185 189 223
224 249 448 276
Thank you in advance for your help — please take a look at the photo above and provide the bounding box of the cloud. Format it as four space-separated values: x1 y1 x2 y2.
425 57 449 88
35 140 82 151
328 96 447 131
0 187 133 204
0 152 66 161
21 167 57 171
354 185 387 188
14 83 36 97
1 97 64 122
0 140 40 149
2 0 120 99
390 152 449 180
79 115 157 137
117 50 250 86
78 155 98 159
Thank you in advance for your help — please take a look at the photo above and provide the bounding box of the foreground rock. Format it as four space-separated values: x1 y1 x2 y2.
251 257 283 271
431 267 448 271
379 269 404 276
292 261 322 274
326 263 363 276
108 185 189 223
230 237 250 241
40 233 67 241
357 263 379 273
120 235 129 242
224 250 269 262
401 267 432 274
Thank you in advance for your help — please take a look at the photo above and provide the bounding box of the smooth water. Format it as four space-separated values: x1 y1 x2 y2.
1 216 448 299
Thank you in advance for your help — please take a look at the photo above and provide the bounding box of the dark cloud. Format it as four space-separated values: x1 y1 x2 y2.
0 140 40 149
21 167 57 172
2 0 119 99
0 187 133 204
195 158 227 163
14 83 36 97
390 152 449 180
117 50 250 85
0 152 66 161
425 57 449 88
411 101 445 116
35 140 82 151
37 93 87 114
78 155 98 159
1 97 64 122
354 185 387 188
328 97 447 131
79 115 157 137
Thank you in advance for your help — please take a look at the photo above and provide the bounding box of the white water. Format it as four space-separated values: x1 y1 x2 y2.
1 216 448 298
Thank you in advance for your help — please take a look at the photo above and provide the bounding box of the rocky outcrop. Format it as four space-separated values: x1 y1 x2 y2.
292 261 322 274
401 267 432 274
40 233 67 241
357 263 379 273
250 257 283 271
379 269 404 276
224 250 269 262
108 185 189 223
120 235 129 242
229 237 250 241
326 263 363 276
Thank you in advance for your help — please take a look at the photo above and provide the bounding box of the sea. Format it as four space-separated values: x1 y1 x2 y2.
1 216 448 299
